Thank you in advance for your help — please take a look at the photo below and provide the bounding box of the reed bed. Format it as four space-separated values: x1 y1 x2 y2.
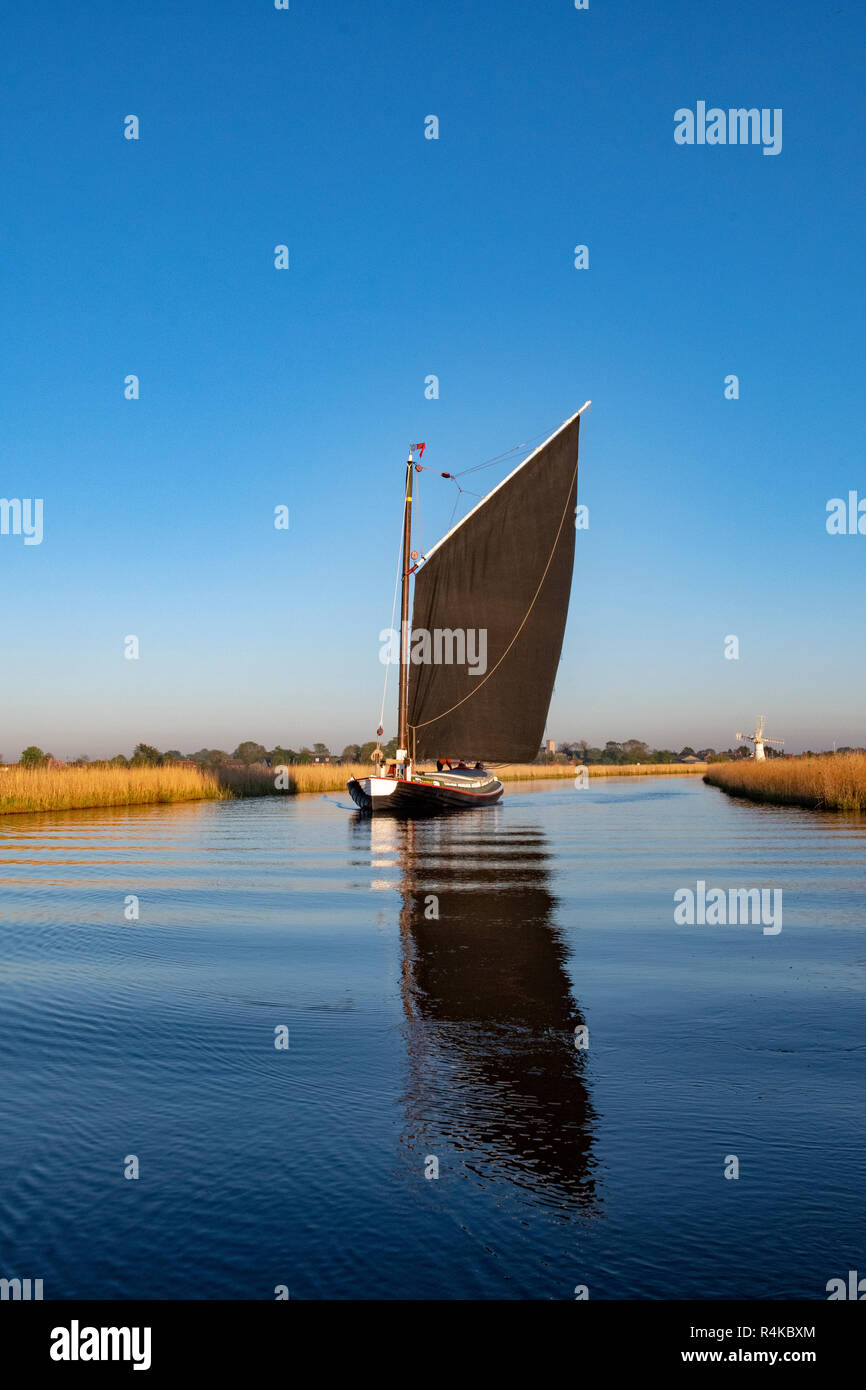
493 762 707 782
289 761 706 792
0 759 708 815
704 754 866 813
281 763 363 794
0 763 276 815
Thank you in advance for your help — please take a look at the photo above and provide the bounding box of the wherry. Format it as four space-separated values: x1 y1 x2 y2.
347 403 589 814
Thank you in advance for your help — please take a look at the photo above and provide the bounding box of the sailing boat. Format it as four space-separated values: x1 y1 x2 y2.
347 403 589 814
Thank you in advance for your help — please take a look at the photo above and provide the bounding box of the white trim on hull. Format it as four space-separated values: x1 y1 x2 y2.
347 771 504 814
348 775 399 808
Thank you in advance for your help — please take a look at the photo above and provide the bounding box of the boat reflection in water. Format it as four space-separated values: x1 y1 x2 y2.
353 808 599 1215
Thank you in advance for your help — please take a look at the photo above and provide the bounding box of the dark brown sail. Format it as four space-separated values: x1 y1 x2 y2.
407 409 584 762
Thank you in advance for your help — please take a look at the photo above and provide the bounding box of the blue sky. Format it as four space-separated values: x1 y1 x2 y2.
1 0 863 759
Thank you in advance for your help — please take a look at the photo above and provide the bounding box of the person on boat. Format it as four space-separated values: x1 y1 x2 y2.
456 760 468 769
437 758 453 771
474 761 483 770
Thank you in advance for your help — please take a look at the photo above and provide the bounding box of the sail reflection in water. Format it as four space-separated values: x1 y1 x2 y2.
355 810 599 1213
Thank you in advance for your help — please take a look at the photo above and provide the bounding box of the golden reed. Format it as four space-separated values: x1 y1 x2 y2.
290 762 706 792
494 762 707 782
0 764 253 815
0 760 707 815
704 754 866 813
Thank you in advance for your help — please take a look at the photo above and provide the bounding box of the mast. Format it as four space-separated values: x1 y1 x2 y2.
397 450 414 757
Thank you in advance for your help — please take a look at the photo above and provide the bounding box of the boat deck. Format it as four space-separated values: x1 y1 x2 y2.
413 768 496 792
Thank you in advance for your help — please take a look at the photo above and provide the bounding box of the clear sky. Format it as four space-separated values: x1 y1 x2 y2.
1 0 863 760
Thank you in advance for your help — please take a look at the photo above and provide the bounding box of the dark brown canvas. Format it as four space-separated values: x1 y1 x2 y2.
408 412 581 762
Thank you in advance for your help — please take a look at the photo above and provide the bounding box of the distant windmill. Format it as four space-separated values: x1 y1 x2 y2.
736 715 784 761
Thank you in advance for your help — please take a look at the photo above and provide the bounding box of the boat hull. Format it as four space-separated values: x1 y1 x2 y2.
347 771 504 815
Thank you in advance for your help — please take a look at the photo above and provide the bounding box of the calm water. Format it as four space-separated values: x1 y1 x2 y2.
0 776 864 1300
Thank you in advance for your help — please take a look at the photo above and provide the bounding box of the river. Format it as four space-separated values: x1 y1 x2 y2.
0 775 863 1299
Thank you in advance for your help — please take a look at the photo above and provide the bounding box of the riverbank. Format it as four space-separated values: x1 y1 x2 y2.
0 763 276 815
0 760 708 815
293 761 707 792
495 762 708 782
704 754 866 812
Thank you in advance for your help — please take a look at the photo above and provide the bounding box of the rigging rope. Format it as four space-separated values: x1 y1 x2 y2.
411 410 586 538
409 423 555 484
452 428 555 477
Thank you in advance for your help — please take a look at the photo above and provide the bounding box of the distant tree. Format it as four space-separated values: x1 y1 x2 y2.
163 749 184 763
697 749 716 760
70 756 91 767
205 749 231 766
679 746 696 759
341 744 362 763
622 739 650 762
384 736 399 757
234 742 268 765
131 743 162 766
358 741 378 763
269 746 297 766
20 746 49 767
110 754 129 767
297 747 313 764
312 742 330 761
